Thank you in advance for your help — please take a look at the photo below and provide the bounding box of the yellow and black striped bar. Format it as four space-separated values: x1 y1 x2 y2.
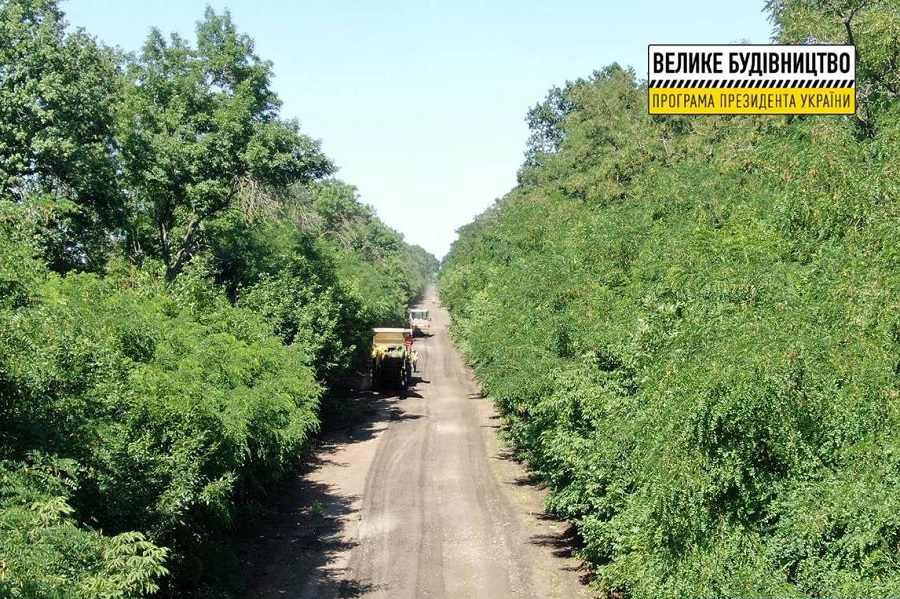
648 45 856 115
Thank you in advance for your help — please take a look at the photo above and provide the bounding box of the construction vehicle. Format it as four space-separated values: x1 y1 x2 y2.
408 308 431 336
371 328 415 391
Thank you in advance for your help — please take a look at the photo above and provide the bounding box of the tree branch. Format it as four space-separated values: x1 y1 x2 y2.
165 188 238 281
165 213 202 281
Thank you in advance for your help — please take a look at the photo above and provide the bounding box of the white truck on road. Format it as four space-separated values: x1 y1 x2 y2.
408 308 431 336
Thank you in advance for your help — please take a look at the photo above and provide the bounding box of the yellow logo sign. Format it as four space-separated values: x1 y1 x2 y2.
648 45 856 115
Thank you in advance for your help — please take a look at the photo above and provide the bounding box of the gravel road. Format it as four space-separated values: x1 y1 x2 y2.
243 289 593 598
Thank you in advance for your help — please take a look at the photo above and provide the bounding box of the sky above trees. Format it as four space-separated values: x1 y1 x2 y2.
62 0 774 258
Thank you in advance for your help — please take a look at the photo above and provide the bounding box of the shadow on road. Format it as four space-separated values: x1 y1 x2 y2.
239 469 370 598
238 388 412 598
529 522 595 586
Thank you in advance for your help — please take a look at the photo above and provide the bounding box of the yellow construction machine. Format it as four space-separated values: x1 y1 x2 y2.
371 328 416 392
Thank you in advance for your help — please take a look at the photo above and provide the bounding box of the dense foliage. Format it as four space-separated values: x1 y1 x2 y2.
0 1 436 596
440 3 899 598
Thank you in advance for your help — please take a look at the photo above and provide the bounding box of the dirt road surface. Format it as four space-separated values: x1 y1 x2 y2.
243 289 593 598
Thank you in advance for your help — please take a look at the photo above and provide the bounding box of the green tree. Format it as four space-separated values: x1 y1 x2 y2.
765 0 900 134
279 179 438 324
0 458 169 599
118 7 334 280
0 3 438 594
441 11 900 595
0 0 122 272
521 78 582 173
